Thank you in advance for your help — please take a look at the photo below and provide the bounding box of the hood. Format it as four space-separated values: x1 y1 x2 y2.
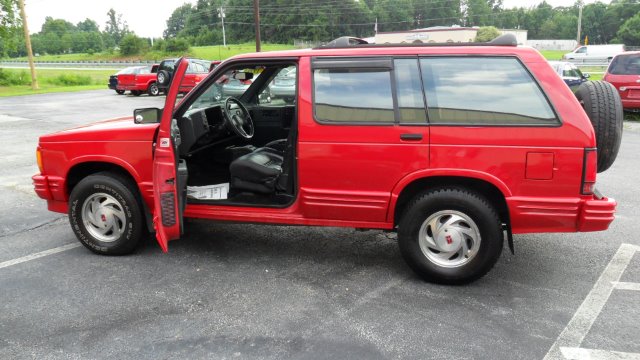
39 116 159 143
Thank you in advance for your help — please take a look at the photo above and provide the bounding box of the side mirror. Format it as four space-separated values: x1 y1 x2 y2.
134 108 162 124
233 72 253 81
583 73 590 78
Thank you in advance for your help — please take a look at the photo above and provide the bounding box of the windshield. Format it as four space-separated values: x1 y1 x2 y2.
609 54 640 75
187 66 265 113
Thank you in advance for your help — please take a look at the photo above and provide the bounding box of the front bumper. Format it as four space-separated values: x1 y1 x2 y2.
32 174 67 213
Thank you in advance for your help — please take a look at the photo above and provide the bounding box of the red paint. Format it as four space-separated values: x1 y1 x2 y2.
116 64 159 93
604 51 640 110
33 44 617 252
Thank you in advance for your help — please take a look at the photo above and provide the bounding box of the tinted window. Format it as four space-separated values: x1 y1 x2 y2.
160 61 175 72
420 57 557 125
394 59 427 124
609 54 640 75
314 68 394 123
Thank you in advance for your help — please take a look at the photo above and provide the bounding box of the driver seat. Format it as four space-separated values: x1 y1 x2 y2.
229 148 283 194
229 127 295 194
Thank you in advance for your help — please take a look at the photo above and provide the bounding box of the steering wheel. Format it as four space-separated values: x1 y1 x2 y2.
222 97 254 139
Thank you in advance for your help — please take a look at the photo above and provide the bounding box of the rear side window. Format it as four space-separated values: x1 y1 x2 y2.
420 57 558 126
394 59 427 124
609 54 640 75
314 68 394 123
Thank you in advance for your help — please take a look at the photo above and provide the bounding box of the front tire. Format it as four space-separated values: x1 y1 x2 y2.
148 82 159 96
398 187 503 284
115 90 125 95
68 173 145 255
131 90 142 96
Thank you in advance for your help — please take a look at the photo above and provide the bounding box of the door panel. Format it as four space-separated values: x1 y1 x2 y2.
153 58 189 252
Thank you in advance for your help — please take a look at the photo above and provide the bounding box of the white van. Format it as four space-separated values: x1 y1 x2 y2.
563 44 626 62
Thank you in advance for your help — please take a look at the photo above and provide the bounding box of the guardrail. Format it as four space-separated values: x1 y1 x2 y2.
0 60 158 68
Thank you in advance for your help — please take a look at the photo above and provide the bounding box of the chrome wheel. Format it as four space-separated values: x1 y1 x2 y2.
418 210 481 268
81 193 126 243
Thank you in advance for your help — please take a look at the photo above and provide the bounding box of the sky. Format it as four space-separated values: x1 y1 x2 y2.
23 0 604 38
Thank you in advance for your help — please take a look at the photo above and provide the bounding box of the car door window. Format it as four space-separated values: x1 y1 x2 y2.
313 67 394 123
259 66 296 106
394 59 427 124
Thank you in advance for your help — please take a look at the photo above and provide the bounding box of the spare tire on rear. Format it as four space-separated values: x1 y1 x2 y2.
157 70 171 86
575 81 623 173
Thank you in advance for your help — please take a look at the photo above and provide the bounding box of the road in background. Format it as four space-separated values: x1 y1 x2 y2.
0 90 639 359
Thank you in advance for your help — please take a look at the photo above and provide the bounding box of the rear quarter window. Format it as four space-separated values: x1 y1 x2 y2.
420 57 559 126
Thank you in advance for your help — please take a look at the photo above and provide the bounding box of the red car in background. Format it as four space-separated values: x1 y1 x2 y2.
604 51 640 111
116 64 160 96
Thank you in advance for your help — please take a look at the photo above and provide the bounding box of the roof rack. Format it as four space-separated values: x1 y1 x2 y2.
314 33 517 50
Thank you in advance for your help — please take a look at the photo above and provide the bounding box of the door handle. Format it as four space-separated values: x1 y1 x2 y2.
400 133 423 141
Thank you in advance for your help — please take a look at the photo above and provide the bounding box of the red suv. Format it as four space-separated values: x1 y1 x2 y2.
33 35 623 284
604 51 640 111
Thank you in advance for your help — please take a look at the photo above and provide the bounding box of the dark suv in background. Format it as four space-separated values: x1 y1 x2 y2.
156 58 212 94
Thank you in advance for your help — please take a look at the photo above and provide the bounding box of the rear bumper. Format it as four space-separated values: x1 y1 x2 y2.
508 195 616 233
577 196 617 232
117 84 145 91
621 98 640 110
32 174 68 213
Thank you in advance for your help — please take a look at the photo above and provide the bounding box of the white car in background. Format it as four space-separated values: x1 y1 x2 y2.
563 44 626 62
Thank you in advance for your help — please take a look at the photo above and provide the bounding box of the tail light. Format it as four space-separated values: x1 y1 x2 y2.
581 148 597 195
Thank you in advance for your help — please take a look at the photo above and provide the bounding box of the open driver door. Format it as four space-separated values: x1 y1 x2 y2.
152 58 189 252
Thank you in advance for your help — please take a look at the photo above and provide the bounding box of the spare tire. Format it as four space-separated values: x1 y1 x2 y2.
157 70 171 86
575 81 623 173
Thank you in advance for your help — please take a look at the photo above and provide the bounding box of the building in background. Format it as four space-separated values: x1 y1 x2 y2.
374 26 528 45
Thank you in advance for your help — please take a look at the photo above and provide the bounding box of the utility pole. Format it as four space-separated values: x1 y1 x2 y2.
218 5 226 47
254 0 261 52
18 0 38 90
577 5 583 44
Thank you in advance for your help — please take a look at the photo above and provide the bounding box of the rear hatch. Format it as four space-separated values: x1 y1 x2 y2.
604 53 640 101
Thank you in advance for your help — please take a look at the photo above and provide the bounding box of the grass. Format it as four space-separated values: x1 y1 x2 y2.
0 68 113 97
540 50 568 61
2 43 297 62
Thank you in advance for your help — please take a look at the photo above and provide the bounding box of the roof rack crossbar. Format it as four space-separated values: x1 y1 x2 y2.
314 33 517 50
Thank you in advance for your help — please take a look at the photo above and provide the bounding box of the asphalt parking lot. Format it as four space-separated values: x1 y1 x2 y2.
1 90 639 359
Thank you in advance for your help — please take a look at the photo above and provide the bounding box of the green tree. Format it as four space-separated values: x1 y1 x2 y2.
465 0 493 26
474 26 501 42
76 18 100 33
616 12 640 46
0 0 21 57
164 3 194 38
165 37 190 52
105 8 129 45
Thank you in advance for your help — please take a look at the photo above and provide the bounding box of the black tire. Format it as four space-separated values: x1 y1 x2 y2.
131 90 142 96
115 90 125 95
157 70 171 86
576 81 623 173
147 82 159 96
68 172 145 255
397 187 503 285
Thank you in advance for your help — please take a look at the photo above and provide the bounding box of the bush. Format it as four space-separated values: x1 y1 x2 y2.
45 73 92 86
119 34 147 56
165 38 190 53
475 26 501 42
0 68 31 86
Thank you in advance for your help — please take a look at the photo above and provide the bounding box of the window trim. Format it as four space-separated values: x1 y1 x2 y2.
394 57 429 126
418 55 562 128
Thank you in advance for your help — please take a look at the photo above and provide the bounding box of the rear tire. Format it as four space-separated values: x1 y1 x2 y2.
115 90 125 95
131 90 142 96
157 70 171 86
576 81 623 172
68 173 145 255
397 187 503 285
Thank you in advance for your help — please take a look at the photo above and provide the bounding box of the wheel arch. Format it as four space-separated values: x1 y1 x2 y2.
65 160 153 232
389 174 511 228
